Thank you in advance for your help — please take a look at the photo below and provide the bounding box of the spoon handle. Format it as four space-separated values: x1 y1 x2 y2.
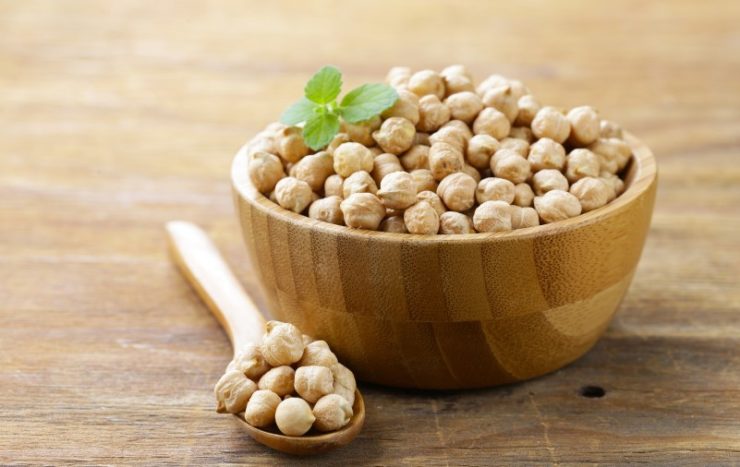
166 221 265 356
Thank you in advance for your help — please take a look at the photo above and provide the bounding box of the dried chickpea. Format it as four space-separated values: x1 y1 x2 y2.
277 126 310 163
565 148 600 183
466 134 500 170
333 142 374 177
532 169 569 196
227 342 270 380
340 193 386 230
414 132 431 146
400 144 430 171
476 74 509 96
372 117 416 155
275 398 315 436
442 72 474 96
291 151 334 192
244 389 281 428
462 164 481 182
261 320 305 366
443 119 474 139
371 152 404 185
515 94 541 126
473 200 513 233
513 182 535 207
439 211 475 234
341 116 381 147
492 152 531 184
600 120 623 139
500 137 530 158
249 151 285 194
570 177 610 212
441 64 473 81
410 169 438 193
528 137 566 172
326 132 351 156
324 174 344 198
408 69 445 99
534 190 582 223
247 129 280 157
417 190 446 216
382 89 420 125
313 394 353 432
404 200 440 234
507 79 530 100
380 216 407 233
481 85 519 123
342 171 378 198
429 124 467 153
531 106 570 143
386 66 411 88
417 95 451 132
437 172 477 212
508 126 534 142
588 137 631 174
331 363 357 406
257 366 296 397
294 365 334 403
308 196 344 225
445 91 483 124
377 171 417 209
510 206 540 229
214 370 256 414
599 170 625 201
472 107 511 140
429 142 464 181
274 177 313 213
476 177 515 204
567 106 600 146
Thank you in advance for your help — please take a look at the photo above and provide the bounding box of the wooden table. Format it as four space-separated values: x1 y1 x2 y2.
1 1 738 464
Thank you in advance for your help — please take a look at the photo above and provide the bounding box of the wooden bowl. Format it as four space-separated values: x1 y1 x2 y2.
231 133 657 389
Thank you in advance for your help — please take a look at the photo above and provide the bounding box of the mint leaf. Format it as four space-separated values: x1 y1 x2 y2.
304 66 342 104
302 113 340 150
280 97 319 125
339 84 398 123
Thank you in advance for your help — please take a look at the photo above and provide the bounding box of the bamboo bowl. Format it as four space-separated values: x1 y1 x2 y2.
231 132 657 389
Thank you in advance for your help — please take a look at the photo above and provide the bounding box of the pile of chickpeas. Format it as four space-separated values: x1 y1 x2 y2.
246 66 629 234
215 321 356 436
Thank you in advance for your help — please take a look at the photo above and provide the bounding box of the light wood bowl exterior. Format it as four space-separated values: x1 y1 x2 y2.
231 133 657 389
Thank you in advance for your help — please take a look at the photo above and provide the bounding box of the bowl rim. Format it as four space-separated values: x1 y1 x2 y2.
231 131 657 243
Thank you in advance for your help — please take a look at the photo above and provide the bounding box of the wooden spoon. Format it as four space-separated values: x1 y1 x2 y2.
166 221 365 455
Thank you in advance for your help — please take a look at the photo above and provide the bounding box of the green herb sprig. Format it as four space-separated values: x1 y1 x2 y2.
281 66 398 150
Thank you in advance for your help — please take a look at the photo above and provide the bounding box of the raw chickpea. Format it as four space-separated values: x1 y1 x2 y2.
565 148 600 183
291 151 334 192
588 137 631 174
275 398 315 436
507 79 530 100
340 193 386 230
510 206 540 229
532 169 569 195
408 69 445 99
308 196 344 225
247 130 280 158
417 95 451 132
473 200 513 233
409 169 438 193
515 94 541 127
442 119 474 139
440 64 473 81
476 177 515 204
476 74 509 96
439 211 475 234
404 200 440 234
466 134 500 170
462 164 481 183
372 117 416 155
442 73 474 96
294 365 334 403
269 190 278 204
331 363 357 406
417 190 446 217
341 116 381 147
324 174 344 198
214 370 256 414
248 151 285 194
570 177 611 212
481 85 519 123
227 342 270 380
428 142 464 181
382 89 420 125
274 177 313 213
400 145 430 171
245 389 281 428
371 152 404 185
599 170 625 201
414 132 431 146
472 107 511 140
342 171 378 198
437 172 477 212
513 182 535 207
500 137 530 158
429 124 468 153
567 106 600 146
257 366 295 397
277 126 310 163
528 137 566 172
326 132 351 156
600 120 623 139
313 394 353 432
534 190 582 223
380 216 407 233
333 142 374 177
386 66 411 89
444 91 483 124
492 153 531 184
261 320 305 366
377 171 417 209
531 106 571 143
368 146 383 157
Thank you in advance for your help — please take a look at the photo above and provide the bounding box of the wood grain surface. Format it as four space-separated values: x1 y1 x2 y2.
1 0 739 465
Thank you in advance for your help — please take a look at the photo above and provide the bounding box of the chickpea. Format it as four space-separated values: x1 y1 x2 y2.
444 92 483 124
294 365 334 403
439 211 475 234
534 190 582 223
275 398 315 436
570 177 611 212
481 85 519 123
528 137 566 172
532 169 569 195
333 142 374 177
324 174 345 198
313 394 353 432
377 171 417 209
386 66 411 89
308 196 344 225
428 124 468 153
409 169 438 193
588 137 631 174
492 153 531 184
249 151 285 194
466 134 500 170
500 137 530 158
214 370 256 414
567 106 600 146
408 69 445 99
404 200 440 234
476 177 515 204
381 89 420 125
462 164 481 183
291 151 334 192
326 132 351 156
442 73 474 96
600 120 623 139
372 117 416 155
414 132 431 146
331 363 357 406
508 126 535 143
472 107 511 140
371 152 404 185
599 170 625 201
274 177 313 213
531 106 571 143
261 320 305 366
380 215 407 233
400 144 430 171
442 119 474 139
436 172 477 212
513 182 535 207
417 190 446 217
565 148 600 183
417 95 451 132
342 171 378 198
245 389 281 428
247 130 280 158
515 94 541 127
277 126 310 163
440 64 473 82
475 74 509 96
340 193 386 230
510 206 540 229
341 116 381 147
473 200 513 233
428 142 464 181
227 342 270 380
